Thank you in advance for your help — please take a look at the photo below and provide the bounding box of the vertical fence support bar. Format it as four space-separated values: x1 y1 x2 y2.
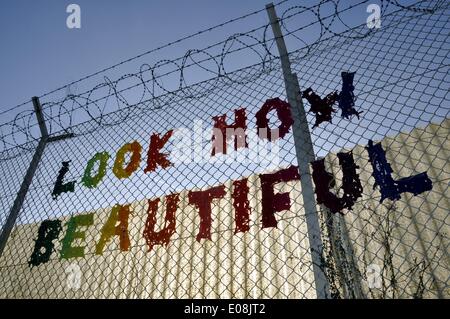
0 97 48 258
266 3 330 298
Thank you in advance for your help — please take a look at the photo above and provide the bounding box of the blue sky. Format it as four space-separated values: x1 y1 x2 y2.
0 3 448 302
0 0 448 224
0 0 275 114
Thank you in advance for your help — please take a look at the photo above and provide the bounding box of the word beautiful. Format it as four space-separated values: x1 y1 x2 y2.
28 97 433 267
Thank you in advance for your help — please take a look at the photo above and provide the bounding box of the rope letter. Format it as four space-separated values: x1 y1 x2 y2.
211 108 247 156
188 185 226 242
143 194 179 252
366 140 433 202
259 165 300 228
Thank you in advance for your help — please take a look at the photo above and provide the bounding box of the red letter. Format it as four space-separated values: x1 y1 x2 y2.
144 130 173 173
259 165 300 228
256 98 294 141
143 194 179 251
232 179 251 234
311 151 363 214
211 108 247 156
188 185 226 242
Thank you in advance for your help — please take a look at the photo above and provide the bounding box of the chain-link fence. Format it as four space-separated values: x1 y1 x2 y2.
0 0 448 298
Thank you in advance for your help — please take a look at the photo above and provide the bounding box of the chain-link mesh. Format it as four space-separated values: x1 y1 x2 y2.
0 0 448 298
287 0 449 298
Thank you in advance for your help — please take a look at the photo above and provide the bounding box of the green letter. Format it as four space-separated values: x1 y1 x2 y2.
81 152 110 188
60 213 94 259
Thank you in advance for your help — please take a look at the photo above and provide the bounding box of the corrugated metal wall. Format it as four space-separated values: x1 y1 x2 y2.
320 119 450 298
0 174 316 298
0 119 448 298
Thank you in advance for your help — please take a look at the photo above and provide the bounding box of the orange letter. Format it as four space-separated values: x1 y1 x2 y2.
143 194 179 251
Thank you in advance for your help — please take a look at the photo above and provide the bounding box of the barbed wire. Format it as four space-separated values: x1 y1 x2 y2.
0 0 444 160
0 0 448 299
0 0 290 119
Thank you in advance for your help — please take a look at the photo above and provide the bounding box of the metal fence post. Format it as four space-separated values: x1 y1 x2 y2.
266 3 331 298
0 97 49 258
